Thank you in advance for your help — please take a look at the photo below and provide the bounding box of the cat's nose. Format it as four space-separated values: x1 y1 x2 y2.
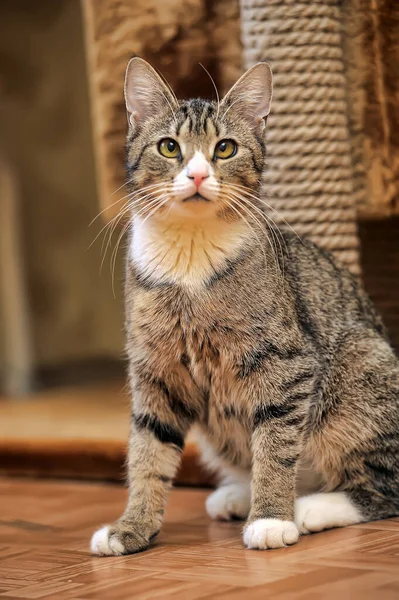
187 172 209 188
186 152 210 189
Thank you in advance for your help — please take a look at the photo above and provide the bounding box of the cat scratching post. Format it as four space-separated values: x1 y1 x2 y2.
240 0 361 276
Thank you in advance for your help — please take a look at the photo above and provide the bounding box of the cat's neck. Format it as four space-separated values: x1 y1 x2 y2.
130 215 251 289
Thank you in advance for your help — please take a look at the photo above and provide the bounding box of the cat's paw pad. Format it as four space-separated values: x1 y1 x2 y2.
90 524 151 556
206 484 250 521
243 519 299 550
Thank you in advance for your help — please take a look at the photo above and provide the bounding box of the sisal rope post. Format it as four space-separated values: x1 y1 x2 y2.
239 0 361 276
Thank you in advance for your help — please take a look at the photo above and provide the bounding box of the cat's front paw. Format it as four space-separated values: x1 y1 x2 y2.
243 519 299 550
90 523 155 556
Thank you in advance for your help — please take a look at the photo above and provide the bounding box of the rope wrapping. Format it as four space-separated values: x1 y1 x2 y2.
240 0 361 275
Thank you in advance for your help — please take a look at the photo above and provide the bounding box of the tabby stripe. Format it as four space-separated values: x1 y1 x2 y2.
276 455 299 468
284 415 306 428
282 371 314 391
176 106 189 135
207 247 249 287
155 378 197 421
136 372 197 422
126 142 152 174
253 402 298 428
239 341 304 378
248 147 262 173
364 460 397 479
135 271 168 290
133 414 184 450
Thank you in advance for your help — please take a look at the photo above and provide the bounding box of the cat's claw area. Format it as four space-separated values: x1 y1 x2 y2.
90 524 150 556
206 484 251 521
243 519 299 550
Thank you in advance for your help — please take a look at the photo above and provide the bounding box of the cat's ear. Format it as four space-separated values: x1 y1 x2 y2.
220 62 272 124
124 57 177 126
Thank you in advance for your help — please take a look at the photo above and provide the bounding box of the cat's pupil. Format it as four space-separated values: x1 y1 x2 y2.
219 142 227 152
167 141 175 152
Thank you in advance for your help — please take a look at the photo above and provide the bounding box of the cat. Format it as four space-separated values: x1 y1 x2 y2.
91 57 399 555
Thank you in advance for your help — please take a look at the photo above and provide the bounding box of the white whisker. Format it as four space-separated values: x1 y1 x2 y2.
199 63 220 120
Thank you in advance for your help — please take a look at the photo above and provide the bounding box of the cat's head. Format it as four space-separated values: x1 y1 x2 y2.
124 58 272 222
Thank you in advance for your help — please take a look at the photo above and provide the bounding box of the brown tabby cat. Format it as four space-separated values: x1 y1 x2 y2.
91 57 399 555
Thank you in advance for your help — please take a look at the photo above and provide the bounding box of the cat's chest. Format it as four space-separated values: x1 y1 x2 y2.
133 290 244 392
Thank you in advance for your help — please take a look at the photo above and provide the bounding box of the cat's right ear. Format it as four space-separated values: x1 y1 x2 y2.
124 57 177 127
220 62 273 126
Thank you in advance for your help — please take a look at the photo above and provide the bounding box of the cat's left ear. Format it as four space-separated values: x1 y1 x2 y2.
124 57 177 127
220 62 272 125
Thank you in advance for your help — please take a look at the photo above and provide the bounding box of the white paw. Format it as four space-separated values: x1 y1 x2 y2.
295 492 363 535
243 519 299 550
206 484 251 521
90 526 125 556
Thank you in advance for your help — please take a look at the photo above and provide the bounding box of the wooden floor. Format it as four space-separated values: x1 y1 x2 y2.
1 479 399 599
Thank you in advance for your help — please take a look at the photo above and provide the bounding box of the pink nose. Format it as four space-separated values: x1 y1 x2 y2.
187 155 209 189
188 172 209 188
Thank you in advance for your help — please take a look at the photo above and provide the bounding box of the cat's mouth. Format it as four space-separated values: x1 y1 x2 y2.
182 193 210 203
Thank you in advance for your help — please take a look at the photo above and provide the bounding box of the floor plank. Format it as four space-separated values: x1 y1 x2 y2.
0 479 398 599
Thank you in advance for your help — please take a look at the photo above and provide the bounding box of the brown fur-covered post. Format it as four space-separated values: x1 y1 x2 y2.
91 58 399 555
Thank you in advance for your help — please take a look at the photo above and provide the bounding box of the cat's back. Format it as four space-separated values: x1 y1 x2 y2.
281 230 387 345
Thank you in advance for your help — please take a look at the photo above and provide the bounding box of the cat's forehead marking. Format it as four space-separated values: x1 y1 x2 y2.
174 101 220 160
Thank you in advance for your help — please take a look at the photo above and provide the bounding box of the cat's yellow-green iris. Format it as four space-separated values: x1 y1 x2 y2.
158 138 181 159
214 139 237 160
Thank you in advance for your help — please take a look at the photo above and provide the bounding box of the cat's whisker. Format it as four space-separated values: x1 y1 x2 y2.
227 182 304 245
118 182 168 205
221 193 269 274
89 183 166 240
109 193 170 291
110 220 131 297
100 204 133 274
92 193 154 257
219 182 284 245
89 178 141 226
199 63 220 120
135 195 170 231
222 182 289 257
219 183 285 280
99 189 169 272
224 187 286 276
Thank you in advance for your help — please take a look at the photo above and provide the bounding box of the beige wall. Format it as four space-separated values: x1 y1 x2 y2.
0 0 124 369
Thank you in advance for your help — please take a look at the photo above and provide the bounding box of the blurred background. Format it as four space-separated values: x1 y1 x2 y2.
0 0 398 484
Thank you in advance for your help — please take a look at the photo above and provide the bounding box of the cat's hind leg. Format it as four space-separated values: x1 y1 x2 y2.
295 492 364 534
194 426 251 521
298 329 399 535
205 463 251 521
206 478 251 522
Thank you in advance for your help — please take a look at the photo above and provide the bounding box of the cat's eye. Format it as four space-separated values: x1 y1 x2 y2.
158 138 181 159
214 139 237 160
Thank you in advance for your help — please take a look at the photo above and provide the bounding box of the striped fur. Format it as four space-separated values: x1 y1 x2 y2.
91 58 399 556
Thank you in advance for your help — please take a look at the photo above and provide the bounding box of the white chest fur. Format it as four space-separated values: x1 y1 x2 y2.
131 216 250 289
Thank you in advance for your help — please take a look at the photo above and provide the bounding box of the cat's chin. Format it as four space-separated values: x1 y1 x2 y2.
182 193 210 203
162 197 219 221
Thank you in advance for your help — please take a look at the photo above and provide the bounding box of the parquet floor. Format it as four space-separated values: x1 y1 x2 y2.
0 479 399 599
